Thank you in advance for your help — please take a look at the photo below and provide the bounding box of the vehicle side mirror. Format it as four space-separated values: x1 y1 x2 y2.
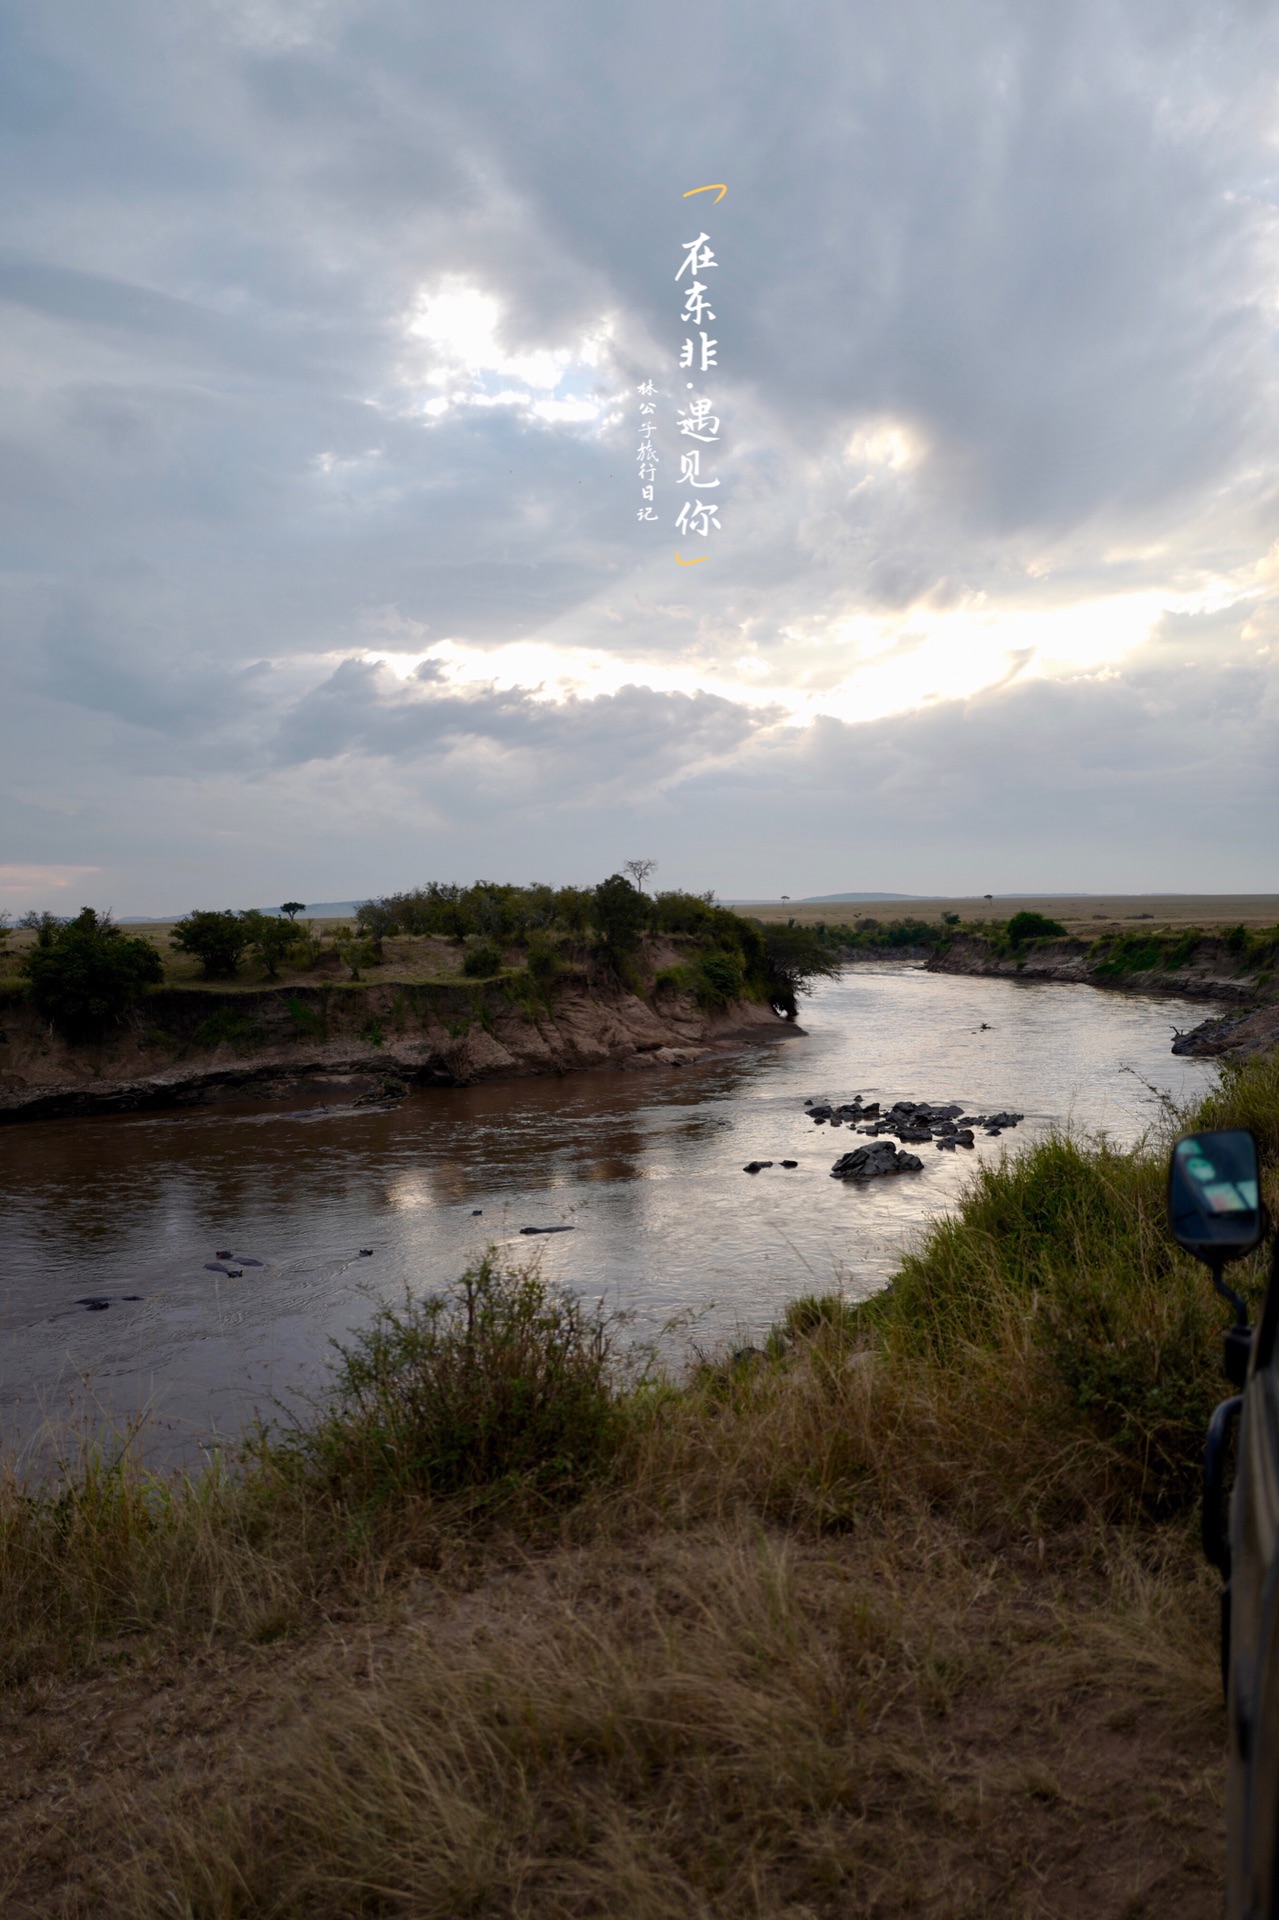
1169 1127 1263 1385
1169 1129 1263 1264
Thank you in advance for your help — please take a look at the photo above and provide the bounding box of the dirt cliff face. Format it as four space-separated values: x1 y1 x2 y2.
0 971 791 1123
928 931 1264 1000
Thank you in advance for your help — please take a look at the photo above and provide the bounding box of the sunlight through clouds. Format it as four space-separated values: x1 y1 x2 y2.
399 277 618 428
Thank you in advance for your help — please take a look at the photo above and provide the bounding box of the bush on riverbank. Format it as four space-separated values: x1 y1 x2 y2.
22 908 164 1040
280 1257 623 1511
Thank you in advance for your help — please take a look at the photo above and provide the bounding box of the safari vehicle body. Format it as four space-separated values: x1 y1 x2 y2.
1169 1128 1279 1917
1224 1261 1279 1916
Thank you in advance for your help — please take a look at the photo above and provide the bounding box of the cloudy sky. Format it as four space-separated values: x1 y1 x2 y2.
3 0 1279 914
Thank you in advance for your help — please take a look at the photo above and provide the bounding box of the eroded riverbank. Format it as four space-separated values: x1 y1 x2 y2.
0 969 787 1124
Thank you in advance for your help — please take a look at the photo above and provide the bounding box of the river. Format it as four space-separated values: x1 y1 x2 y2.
0 966 1221 1458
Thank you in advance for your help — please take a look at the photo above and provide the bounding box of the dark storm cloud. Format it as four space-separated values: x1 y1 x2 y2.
2 0 1279 906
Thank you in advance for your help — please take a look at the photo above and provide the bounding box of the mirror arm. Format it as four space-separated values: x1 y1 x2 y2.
1208 1254 1249 1330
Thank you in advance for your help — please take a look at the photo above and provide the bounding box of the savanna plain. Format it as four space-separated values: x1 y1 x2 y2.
4 1037 1274 1917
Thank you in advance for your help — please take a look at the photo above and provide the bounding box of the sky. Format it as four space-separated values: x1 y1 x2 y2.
3 0 1279 914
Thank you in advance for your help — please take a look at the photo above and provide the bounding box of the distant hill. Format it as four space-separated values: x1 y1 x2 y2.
725 892 920 906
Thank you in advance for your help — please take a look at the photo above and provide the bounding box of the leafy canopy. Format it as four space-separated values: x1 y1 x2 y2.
590 873 651 951
23 908 163 1040
171 910 252 978
1006 910 1067 945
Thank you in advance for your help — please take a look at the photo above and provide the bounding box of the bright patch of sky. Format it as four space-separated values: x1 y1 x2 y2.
357 574 1253 730
400 278 618 428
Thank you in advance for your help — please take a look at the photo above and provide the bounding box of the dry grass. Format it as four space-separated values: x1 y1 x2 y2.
737 893 1279 930
0 1508 1223 1918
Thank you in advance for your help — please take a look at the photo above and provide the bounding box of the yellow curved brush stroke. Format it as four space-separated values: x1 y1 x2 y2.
675 551 709 566
682 184 727 202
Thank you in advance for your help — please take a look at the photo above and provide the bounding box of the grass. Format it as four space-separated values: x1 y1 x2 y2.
2 1061 1274 1912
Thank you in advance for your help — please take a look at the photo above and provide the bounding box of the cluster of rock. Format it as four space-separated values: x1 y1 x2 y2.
830 1141 923 1180
807 1095 1025 1178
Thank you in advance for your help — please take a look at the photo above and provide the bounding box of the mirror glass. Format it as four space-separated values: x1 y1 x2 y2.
1168 1128 1262 1258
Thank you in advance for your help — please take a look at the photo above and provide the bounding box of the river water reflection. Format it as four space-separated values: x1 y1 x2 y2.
0 966 1220 1454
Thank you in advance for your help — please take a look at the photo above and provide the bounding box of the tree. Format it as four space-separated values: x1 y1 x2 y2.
171 910 251 978
590 874 651 951
623 858 657 893
242 911 302 978
19 910 64 942
23 908 163 1040
553 886 593 934
280 901 306 921
759 922 840 1020
1006 911 1066 946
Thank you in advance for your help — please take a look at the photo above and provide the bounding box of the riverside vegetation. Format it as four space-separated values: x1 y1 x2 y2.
0 880 839 1041
10 892 1272 1065
4 1056 1278 1914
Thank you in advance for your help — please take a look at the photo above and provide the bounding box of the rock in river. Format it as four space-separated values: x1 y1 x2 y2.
830 1142 924 1180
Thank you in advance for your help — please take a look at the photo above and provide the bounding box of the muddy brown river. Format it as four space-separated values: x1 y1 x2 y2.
0 966 1220 1459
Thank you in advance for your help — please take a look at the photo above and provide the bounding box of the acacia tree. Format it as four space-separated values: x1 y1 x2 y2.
280 901 307 922
622 858 657 894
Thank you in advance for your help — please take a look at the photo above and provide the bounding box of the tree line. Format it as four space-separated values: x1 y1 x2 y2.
3 876 838 1040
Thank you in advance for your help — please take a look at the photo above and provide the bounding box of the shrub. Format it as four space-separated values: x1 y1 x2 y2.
525 932 561 982
779 1292 860 1343
240 911 302 979
171 910 251 978
590 873 651 951
1225 924 1249 956
287 1256 620 1508
193 1010 260 1050
696 950 744 1005
1006 910 1067 945
357 882 561 944
865 1130 1240 1516
1163 930 1200 970
462 939 503 977
23 908 163 1041
286 994 323 1036
651 889 718 935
